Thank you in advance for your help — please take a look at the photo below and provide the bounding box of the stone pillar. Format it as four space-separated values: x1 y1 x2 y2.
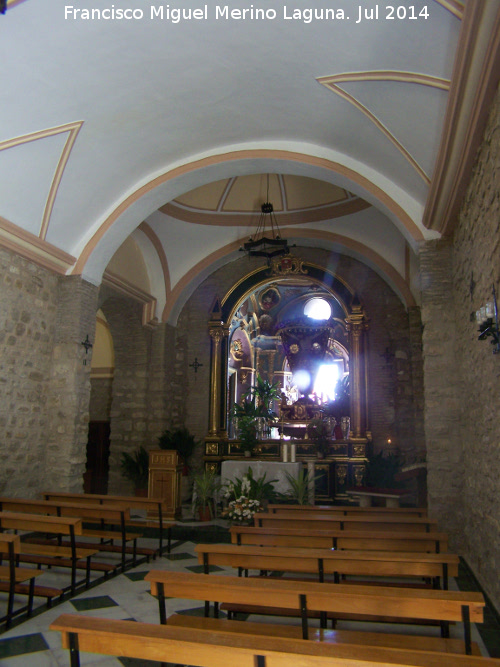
419 240 464 545
45 276 99 492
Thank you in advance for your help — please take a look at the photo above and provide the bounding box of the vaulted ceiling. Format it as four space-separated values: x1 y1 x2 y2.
1 0 499 323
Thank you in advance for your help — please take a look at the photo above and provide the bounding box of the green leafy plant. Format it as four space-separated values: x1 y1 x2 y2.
282 468 313 505
250 376 282 418
158 426 199 472
306 418 330 457
237 415 259 454
365 451 401 489
120 446 149 490
223 467 278 504
192 469 221 519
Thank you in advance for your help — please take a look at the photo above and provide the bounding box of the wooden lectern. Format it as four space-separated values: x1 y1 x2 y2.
148 450 182 519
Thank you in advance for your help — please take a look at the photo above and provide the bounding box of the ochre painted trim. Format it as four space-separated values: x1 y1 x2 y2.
138 221 172 295
0 215 76 274
434 0 464 20
423 2 500 235
161 230 416 322
318 72 450 91
0 121 84 241
160 197 370 226
317 73 447 185
73 149 424 277
102 270 158 328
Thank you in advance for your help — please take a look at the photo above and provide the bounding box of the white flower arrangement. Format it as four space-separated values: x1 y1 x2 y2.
223 496 263 524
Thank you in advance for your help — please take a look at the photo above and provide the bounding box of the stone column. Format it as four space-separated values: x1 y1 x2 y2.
45 276 98 492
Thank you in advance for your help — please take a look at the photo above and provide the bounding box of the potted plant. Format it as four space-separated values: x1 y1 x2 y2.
192 468 221 521
365 451 401 489
158 426 200 502
237 415 259 457
307 418 330 459
158 426 199 473
120 445 149 496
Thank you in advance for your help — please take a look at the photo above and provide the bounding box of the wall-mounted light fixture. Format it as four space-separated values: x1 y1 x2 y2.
476 284 500 354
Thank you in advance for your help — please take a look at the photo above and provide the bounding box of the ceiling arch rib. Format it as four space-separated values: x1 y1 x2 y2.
73 147 427 284
317 72 452 185
161 228 416 326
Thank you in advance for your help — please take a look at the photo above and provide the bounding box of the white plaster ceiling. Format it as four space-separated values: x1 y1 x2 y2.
0 0 498 322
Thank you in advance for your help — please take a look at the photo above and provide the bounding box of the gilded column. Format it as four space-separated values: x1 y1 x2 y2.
346 298 368 439
208 326 223 435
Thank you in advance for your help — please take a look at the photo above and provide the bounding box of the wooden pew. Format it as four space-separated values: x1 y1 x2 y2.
255 513 438 532
0 498 145 570
42 491 173 555
51 613 500 667
194 543 459 589
166 614 482 656
0 511 103 596
230 525 449 553
145 571 485 655
267 504 429 517
0 533 46 628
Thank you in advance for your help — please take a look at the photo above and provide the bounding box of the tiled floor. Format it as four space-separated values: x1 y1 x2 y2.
0 521 499 666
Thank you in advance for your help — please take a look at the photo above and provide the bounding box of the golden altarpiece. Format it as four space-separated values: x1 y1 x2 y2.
203 256 371 503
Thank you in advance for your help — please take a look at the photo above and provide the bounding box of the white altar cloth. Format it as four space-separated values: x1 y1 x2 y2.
221 460 302 496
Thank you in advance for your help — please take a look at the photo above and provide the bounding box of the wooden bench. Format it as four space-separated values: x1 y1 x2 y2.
144 571 485 655
0 511 103 596
166 613 482 656
42 491 173 555
255 513 438 533
230 525 449 553
267 503 429 517
0 497 145 570
194 543 459 589
0 533 46 628
50 613 500 667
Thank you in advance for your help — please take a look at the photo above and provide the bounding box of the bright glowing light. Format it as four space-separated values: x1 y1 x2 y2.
304 297 331 320
293 370 311 393
313 363 340 402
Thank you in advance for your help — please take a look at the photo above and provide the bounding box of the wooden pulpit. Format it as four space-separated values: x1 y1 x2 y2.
148 449 182 519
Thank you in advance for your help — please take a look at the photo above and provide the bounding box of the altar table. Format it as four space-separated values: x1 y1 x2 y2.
221 461 302 496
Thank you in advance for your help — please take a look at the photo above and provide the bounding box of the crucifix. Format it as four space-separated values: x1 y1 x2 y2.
189 357 203 376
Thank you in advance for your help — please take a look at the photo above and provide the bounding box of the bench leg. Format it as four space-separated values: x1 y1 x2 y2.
300 593 309 640
157 582 167 625
462 605 472 655
68 632 81 667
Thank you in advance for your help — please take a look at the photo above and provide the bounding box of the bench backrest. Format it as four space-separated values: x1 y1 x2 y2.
0 497 130 522
255 513 438 532
50 613 500 667
145 570 484 624
42 491 166 512
267 504 428 517
194 544 459 579
229 525 448 552
0 511 83 535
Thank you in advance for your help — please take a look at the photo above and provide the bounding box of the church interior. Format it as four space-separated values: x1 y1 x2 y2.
1 0 500 664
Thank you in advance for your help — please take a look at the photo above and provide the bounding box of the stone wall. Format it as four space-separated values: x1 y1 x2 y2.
100 292 180 494
419 240 464 548
0 248 59 496
0 251 98 496
452 83 500 610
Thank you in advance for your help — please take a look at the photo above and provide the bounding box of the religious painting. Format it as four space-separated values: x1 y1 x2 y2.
258 286 280 311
